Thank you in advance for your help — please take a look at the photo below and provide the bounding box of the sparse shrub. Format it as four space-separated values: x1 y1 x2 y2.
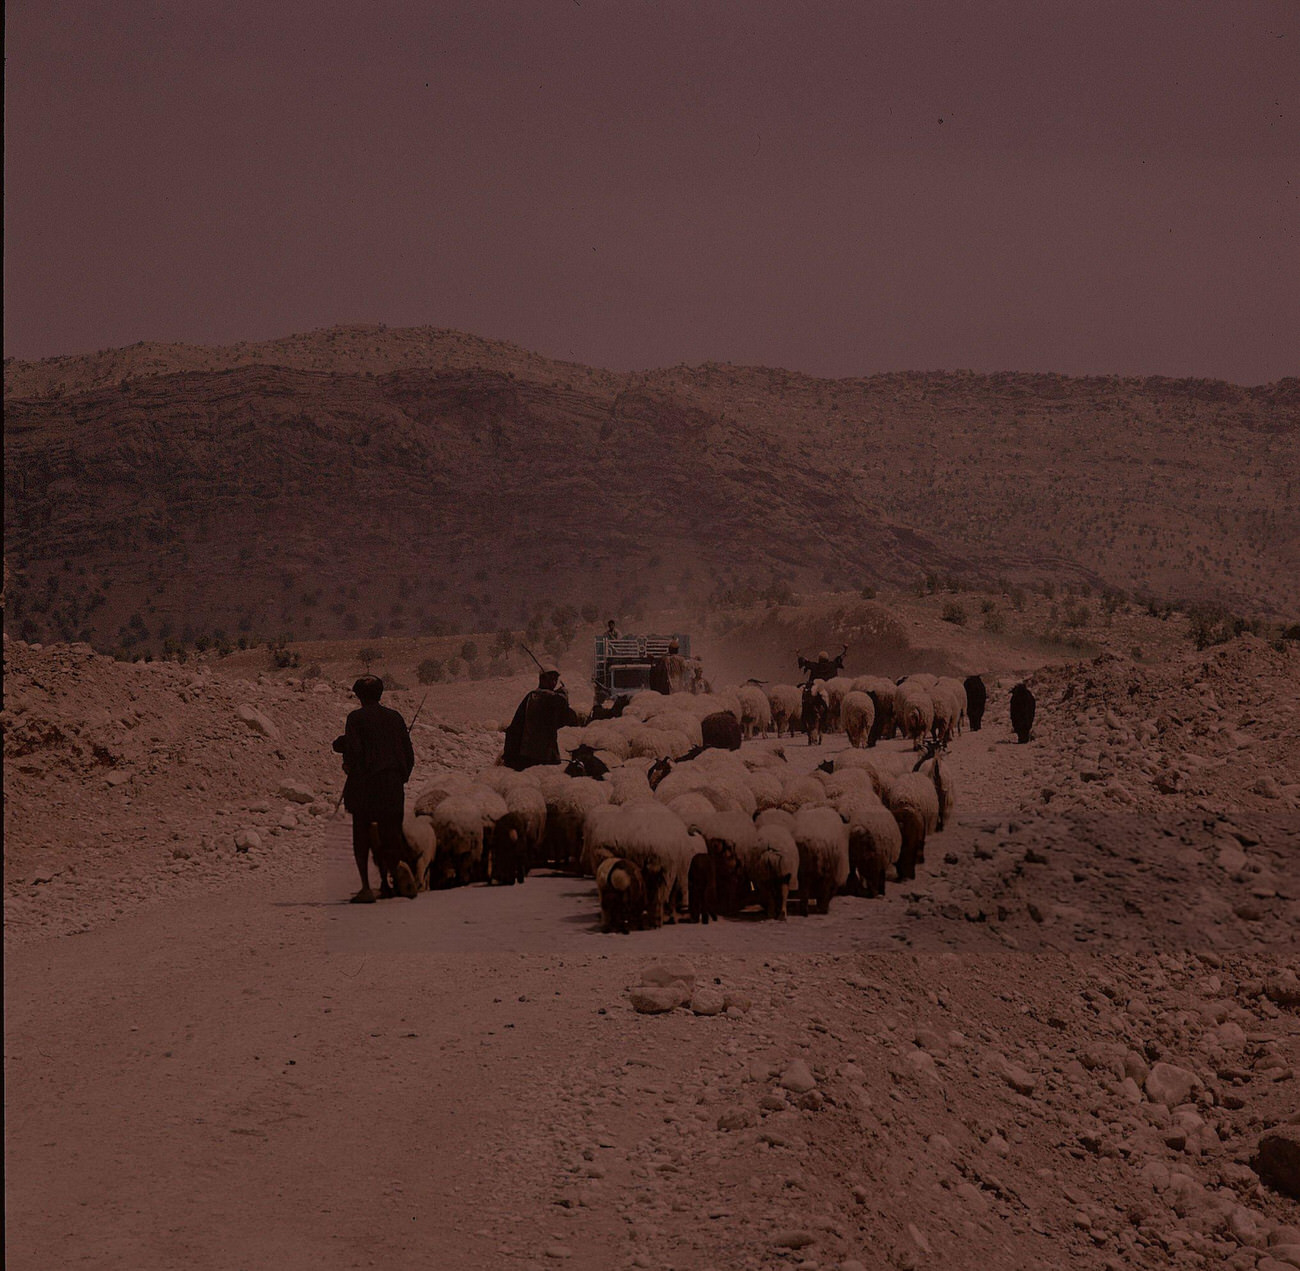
1062 602 1090 629
445 656 464 679
980 598 996 613
461 640 479 663
982 610 1006 634
417 657 445 684
303 664 322 680
941 601 967 626
356 646 380 670
377 669 407 691
1281 623 1300 642
860 585 876 600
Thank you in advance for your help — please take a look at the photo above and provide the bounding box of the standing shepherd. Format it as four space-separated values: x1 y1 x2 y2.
333 675 415 904
504 664 580 769
797 644 848 687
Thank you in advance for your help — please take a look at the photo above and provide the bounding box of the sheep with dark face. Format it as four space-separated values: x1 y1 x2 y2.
697 810 758 915
700 711 743 751
688 853 719 924
963 675 987 731
802 682 830 745
1010 682 1036 743
594 853 645 932
488 811 529 885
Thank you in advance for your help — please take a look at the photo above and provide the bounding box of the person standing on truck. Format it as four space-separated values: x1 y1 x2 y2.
605 619 621 639
333 675 416 904
503 664 580 768
648 648 672 694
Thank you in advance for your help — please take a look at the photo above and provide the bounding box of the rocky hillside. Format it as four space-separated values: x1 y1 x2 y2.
4 326 1297 655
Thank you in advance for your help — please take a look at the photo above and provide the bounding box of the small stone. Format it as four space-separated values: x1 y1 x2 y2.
716 1108 754 1132
105 769 132 787
234 829 261 853
773 1230 815 1249
1145 1062 1200 1107
914 1026 950 1057
277 780 315 804
235 703 280 741
543 1245 573 1260
628 986 687 1014
640 956 696 989
780 1059 817 1095
690 989 726 1016
997 1056 1038 1095
722 991 752 1013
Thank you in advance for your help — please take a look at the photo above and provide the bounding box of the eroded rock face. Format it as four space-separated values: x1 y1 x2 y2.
1255 1125 1300 1200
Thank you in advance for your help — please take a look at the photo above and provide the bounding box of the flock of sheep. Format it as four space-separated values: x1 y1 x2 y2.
390 672 972 934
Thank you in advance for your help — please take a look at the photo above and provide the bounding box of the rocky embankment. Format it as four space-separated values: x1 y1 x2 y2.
1 637 500 944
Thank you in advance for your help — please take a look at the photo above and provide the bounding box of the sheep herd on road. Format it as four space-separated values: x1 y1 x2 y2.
383 669 1019 935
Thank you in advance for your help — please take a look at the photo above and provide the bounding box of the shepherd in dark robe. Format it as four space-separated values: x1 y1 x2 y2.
504 666 580 769
798 644 847 687
332 675 415 904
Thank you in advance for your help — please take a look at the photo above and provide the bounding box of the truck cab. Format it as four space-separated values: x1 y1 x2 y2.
593 633 692 702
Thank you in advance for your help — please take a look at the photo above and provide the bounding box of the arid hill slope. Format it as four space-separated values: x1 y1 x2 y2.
4 326 1297 653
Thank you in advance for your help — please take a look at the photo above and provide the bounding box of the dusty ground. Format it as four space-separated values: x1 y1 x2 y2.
5 630 1300 1270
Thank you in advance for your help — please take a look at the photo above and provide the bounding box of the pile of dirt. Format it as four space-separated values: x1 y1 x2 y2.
1009 635 1300 818
2 637 500 944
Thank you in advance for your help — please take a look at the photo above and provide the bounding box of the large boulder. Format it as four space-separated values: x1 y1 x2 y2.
1254 1125 1300 1200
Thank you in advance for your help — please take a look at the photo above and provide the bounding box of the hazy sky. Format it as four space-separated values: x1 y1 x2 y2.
5 1 1297 382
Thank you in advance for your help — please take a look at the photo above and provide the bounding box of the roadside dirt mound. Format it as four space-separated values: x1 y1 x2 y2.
2 637 499 944
1014 635 1300 818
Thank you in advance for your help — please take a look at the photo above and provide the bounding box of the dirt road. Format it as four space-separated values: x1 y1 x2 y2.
8 709 1300 1270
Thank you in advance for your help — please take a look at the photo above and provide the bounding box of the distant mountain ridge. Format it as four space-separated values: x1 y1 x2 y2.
4 326 1297 653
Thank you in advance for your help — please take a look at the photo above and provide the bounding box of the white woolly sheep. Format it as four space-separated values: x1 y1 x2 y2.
931 677 968 744
913 753 955 831
504 783 547 860
824 676 854 731
847 803 902 897
744 767 785 812
742 825 800 920
544 776 611 870
412 770 476 817
779 773 830 813
697 810 759 914
666 791 717 832
755 807 797 836
830 749 896 800
612 803 699 928
851 676 898 743
399 809 438 892
765 683 804 738
604 764 655 806
791 806 850 914
736 684 773 739
841 691 876 748
895 681 935 748
429 794 485 887
885 773 939 880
